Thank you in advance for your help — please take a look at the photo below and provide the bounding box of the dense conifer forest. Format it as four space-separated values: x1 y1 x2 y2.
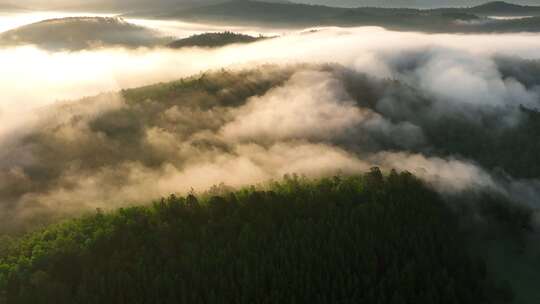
0 171 523 303
168 32 266 49
1 63 539 303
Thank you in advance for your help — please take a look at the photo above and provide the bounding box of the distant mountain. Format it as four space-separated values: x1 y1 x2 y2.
140 0 540 32
290 0 540 9
0 17 172 51
58 0 540 10
157 0 347 25
168 31 266 49
468 1 540 15
5 0 540 11
153 1 346 26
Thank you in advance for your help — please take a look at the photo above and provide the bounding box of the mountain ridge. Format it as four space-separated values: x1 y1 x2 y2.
0 16 172 51
131 0 540 32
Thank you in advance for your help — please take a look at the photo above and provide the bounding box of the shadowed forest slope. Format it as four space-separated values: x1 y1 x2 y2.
1 63 540 303
168 32 266 49
0 172 524 304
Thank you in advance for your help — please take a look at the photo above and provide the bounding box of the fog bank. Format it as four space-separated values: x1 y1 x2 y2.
1 25 540 232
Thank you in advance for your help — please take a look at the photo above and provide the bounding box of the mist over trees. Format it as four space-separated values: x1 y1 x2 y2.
1 3 540 303
1 58 540 233
1 38 540 303
0 173 524 303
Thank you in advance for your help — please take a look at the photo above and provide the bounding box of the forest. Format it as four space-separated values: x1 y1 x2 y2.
0 171 529 303
0 62 539 302
168 32 266 49
147 1 540 32
1 2 540 302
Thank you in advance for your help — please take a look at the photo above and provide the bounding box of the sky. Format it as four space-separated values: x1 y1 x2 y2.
2 0 540 11
0 0 211 11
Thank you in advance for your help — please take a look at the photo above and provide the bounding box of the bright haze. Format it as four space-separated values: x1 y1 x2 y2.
0 0 540 226
1 0 540 302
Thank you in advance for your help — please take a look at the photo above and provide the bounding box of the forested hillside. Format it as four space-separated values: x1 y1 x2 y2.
0 17 171 51
2 63 540 231
0 172 521 303
465 1 540 16
168 32 266 49
145 1 540 32
2 1 540 303
291 1 540 9
1 62 540 303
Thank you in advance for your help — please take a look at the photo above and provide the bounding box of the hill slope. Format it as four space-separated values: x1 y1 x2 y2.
290 0 540 9
0 17 171 51
168 31 266 49
2 63 540 231
143 0 540 32
0 173 517 303
0 62 539 302
469 1 540 16
159 0 347 25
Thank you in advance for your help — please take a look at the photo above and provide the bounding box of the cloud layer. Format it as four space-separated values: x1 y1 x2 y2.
1 26 540 233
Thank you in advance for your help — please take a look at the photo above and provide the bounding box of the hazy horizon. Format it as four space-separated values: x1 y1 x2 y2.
292 0 540 8
2 0 540 11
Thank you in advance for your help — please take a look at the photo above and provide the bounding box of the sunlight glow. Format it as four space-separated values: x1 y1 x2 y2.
0 11 118 32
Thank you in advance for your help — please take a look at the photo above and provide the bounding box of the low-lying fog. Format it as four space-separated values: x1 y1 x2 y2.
0 11 287 37
0 12 292 110
1 19 539 113
2 11 540 232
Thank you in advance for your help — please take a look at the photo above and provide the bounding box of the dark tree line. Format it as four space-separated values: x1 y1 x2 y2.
168 32 266 49
0 170 513 304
